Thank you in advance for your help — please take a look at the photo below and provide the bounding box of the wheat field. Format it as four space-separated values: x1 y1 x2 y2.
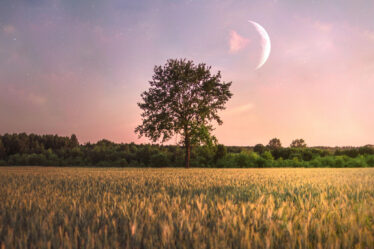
0 167 373 249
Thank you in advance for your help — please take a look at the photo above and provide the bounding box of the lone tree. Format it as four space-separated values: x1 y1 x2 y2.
135 59 232 168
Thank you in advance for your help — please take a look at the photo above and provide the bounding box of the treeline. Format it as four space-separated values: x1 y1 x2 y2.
1 133 374 167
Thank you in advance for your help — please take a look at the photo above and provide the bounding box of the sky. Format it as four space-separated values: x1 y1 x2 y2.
1 0 374 146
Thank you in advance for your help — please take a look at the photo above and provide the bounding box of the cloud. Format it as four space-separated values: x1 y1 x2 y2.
364 30 374 41
2 24 16 34
312 21 332 33
227 103 254 115
229 30 250 53
28 93 47 106
6 86 47 106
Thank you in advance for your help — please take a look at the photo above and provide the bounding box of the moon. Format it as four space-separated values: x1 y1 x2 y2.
249 20 271 70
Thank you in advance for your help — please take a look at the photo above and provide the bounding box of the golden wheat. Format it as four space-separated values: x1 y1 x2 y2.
0 167 373 249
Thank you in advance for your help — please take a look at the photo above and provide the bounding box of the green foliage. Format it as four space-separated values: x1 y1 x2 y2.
267 138 282 150
135 58 232 167
262 151 274 161
214 144 227 162
216 152 261 168
366 155 374 166
0 133 373 168
0 139 5 159
253 143 266 154
359 145 374 155
117 158 129 167
150 152 170 167
69 134 79 148
290 138 307 148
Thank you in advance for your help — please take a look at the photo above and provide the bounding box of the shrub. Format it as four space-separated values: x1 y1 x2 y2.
262 151 274 161
256 157 266 168
117 158 129 167
27 153 47 166
334 156 345 168
366 155 374 166
150 152 170 167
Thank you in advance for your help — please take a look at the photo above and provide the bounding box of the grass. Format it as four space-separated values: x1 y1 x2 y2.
0 167 373 249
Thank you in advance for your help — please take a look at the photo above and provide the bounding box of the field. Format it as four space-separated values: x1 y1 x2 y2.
0 167 373 249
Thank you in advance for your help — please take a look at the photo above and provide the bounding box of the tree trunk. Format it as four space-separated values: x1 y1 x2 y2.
185 143 190 169
184 132 191 169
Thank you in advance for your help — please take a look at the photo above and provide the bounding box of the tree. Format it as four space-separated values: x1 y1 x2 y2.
135 59 233 168
358 145 374 155
253 143 266 154
290 138 307 148
262 151 274 160
69 134 79 148
0 139 5 159
214 144 227 163
267 138 282 150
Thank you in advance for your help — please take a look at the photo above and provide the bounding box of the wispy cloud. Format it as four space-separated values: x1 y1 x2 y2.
312 21 332 33
227 103 254 115
229 30 250 53
6 86 47 106
364 30 374 41
2 24 16 34
28 93 47 106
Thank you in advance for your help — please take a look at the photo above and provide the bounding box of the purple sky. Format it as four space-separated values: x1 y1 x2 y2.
1 0 374 146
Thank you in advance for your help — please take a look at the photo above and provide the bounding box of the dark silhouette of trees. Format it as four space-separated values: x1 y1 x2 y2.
0 133 373 168
214 144 227 163
267 138 282 150
69 134 79 148
135 59 232 168
253 144 266 154
0 139 5 159
290 139 307 148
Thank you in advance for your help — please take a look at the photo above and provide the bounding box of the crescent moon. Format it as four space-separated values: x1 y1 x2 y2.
249 20 271 70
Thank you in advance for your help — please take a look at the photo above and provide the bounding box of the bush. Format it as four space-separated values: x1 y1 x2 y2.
334 156 345 168
346 156 366 168
27 153 47 166
1 133 374 168
256 158 266 168
262 151 274 161
253 144 266 154
8 154 27 165
366 155 374 166
96 161 112 167
235 152 259 168
117 158 129 167
302 150 314 161
216 154 237 168
235 153 251 168
214 144 227 162
150 152 170 167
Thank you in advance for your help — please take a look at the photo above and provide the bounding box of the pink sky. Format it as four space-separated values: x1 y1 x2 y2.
0 0 374 146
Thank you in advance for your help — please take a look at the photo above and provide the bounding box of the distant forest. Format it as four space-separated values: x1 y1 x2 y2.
1 133 374 167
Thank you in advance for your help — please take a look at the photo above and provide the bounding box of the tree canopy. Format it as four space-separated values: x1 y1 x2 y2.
290 139 307 148
135 59 233 168
1 133 374 168
267 138 282 150
253 144 266 154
